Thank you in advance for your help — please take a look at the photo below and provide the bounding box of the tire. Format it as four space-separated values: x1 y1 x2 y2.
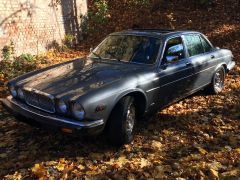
205 66 226 94
107 96 136 146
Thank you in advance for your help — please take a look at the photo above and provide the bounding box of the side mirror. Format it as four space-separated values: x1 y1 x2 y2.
167 44 183 55
215 47 220 50
90 47 93 52
166 55 179 64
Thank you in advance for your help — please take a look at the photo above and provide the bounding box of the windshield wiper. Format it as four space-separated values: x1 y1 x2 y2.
114 57 121 62
91 51 102 60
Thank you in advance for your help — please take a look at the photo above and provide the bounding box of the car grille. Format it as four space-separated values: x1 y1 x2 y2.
24 89 55 113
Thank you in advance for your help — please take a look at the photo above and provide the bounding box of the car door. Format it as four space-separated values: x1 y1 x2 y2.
156 36 193 108
182 34 217 91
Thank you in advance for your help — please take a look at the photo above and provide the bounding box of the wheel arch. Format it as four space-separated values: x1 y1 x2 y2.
222 64 228 73
214 63 227 73
109 89 148 120
103 89 148 133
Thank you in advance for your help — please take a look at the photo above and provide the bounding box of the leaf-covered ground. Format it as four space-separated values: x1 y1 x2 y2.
1 65 239 179
0 0 240 179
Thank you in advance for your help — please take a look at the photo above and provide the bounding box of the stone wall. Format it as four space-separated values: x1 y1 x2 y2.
0 0 87 58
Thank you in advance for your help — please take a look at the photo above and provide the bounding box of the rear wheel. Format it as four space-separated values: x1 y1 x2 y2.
107 96 136 146
205 66 225 94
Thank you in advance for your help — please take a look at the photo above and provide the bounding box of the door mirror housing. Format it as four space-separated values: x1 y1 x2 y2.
167 44 183 56
90 47 93 52
164 44 183 64
166 55 179 64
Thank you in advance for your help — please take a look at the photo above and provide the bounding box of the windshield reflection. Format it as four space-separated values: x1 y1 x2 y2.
90 35 161 64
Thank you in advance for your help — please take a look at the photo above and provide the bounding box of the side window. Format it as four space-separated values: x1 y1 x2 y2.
200 35 213 53
163 37 185 64
184 35 204 57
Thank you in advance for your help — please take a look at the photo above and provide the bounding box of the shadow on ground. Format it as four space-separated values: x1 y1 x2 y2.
0 79 239 178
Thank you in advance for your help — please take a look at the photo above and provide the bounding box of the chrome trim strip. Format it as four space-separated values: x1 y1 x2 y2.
146 86 161 93
161 74 193 88
161 64 216 88
159 65 193 77
23 87 54 99
196 65 215 74
23 88 55 113
4 96 104 128
147 64 217 91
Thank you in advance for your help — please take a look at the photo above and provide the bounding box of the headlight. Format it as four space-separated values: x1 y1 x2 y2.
17 88 25 100
9 86 17 97
58 100 68 114
72 103 85 120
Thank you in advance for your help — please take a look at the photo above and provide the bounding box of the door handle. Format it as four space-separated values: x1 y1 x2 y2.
211 55 215 59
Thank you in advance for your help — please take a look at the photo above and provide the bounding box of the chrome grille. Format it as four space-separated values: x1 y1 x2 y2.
24 89 55 113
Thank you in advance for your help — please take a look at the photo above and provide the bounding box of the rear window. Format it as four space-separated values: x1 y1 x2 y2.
200 35 213 53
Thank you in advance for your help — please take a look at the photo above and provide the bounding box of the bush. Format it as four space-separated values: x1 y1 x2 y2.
83 0 109 35
1 41 15 61
18 53 35 62
63 34 75 48
0 53 39 80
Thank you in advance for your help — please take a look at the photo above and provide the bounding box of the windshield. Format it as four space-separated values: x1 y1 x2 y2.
90 35 161 64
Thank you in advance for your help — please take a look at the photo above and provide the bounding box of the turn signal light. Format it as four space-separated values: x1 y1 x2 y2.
61 128 73 133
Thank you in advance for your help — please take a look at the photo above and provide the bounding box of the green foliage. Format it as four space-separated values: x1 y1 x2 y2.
0 53 39 79
83 0 109 35
91 0 109 24
130 0 150 7
18 53 35 62
1 41 15 61
63 34 75 48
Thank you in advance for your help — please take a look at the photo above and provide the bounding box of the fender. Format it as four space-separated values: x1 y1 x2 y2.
110 88 148 114
214 63 227 73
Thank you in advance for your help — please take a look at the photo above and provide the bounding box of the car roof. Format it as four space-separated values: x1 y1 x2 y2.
111 29 200 38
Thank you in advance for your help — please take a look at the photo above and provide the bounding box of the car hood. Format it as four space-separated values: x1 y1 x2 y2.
15 58 142 98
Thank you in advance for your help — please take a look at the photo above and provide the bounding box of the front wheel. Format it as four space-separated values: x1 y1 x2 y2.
205 66 225 94
107 96 136 146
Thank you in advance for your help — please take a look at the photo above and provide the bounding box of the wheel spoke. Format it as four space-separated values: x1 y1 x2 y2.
126 104 135 134
214 69 224 91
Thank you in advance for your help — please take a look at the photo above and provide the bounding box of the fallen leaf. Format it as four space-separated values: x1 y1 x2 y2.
151 140 162 150
209 168 219 179
140 158 150 168
31 164 46 177
55 163 65 171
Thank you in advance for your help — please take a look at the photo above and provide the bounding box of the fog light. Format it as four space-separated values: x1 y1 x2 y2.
62 128 73 133
58 100 68 114
17 88 25 100
9 86 17 97
72 103 85 120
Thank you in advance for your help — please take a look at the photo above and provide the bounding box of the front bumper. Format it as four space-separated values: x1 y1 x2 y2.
0 96 105 135
227 61 236 71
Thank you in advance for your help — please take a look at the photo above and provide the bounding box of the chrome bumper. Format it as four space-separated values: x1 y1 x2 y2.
227 61 236 71
0 96 104 133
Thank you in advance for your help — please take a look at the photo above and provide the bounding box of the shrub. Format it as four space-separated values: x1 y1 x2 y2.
63 34 75 48
84 0 109 35
1 41 15 61
18 53 35 62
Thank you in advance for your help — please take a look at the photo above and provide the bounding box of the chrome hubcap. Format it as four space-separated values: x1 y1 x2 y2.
126 103 135 134
214 69 224 91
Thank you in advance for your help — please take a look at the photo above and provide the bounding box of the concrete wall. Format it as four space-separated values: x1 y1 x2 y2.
0 0 87 57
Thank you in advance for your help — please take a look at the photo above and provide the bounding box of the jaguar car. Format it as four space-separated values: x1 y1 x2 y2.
1 29 235 146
